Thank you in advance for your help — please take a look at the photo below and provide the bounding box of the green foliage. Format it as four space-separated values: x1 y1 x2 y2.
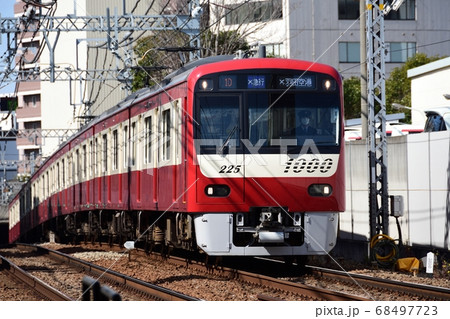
343 53 446 123
343 76 361 120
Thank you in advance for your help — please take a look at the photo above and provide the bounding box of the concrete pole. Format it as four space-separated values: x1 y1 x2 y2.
360 0 368 139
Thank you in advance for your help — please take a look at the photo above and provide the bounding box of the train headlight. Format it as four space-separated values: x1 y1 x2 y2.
308 184 332 197
205 184 230 197
199 79 213 91
322 79 336 91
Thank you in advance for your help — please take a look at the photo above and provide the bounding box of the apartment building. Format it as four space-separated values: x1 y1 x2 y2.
13 0 159 176
217 0 450 78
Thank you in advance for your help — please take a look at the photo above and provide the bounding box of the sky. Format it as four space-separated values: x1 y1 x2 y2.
0 0 17 94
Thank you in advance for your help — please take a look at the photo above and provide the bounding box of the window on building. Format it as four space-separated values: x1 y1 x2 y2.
339 42 360 63
387 42 416 62
23 94 40 108
385 0 415 20
339 0 415 20
24 121 41 130
21 40 40 58
338 0 360 20
225 0 282 25
265 43 286 57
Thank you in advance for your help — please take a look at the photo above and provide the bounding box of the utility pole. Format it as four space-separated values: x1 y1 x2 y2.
366 0 389 239
366 0 405 240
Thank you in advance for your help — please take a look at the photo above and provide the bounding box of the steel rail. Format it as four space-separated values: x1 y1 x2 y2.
144 251 369 301
0 255 73 301
17 244 200 301
308 265 450 301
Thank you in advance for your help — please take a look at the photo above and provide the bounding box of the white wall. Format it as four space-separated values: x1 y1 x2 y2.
342 132 450 250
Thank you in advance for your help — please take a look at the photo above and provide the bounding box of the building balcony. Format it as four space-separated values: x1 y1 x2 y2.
16 104 41 120
16 131 42 148
16 80 40 93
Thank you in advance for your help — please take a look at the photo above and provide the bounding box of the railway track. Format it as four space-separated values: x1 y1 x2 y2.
0 244 199 301
0 254 71 300
10 242 445 301
307 265 450 301
184 259 368 301
77 243 368 301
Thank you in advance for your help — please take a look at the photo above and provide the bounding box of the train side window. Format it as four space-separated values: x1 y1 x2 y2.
112 130 118 170
42 175 44 199
46 171 49 197
89 141 93 178
102 134 108 173
56 162 60 190
82 145 87 179
95 137 99 176
162 109 171 161
75 149 80 183
131 122 136 166
62 158 65 188
123 125 129 168
144 116 152 164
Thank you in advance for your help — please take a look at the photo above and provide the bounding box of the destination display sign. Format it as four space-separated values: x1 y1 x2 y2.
276 75 316 89
215 73 317 90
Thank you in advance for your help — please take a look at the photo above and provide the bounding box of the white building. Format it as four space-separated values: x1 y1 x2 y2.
408 56 450 128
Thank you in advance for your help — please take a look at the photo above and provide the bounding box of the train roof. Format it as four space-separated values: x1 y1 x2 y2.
78 55 340 132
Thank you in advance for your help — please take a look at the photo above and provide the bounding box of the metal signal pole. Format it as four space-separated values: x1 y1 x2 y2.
366 0 389 239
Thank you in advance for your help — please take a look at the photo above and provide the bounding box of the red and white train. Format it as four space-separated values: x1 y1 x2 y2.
9 56 345 257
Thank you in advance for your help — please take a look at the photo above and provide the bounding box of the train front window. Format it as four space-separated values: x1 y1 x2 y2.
197 95 240 152
248 93 340 151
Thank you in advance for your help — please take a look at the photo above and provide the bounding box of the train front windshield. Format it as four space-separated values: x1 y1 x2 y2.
195 70 341 154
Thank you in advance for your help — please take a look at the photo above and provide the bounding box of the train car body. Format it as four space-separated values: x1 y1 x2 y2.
9 56 345 257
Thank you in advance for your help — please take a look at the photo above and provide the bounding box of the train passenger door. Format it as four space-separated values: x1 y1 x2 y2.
195 94 245 204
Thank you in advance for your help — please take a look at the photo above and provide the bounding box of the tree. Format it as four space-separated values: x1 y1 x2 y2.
343 76 361 120
131 0 282 91
343 53 445 123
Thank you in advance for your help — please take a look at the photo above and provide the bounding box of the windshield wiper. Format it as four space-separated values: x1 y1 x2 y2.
218 125 238 155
